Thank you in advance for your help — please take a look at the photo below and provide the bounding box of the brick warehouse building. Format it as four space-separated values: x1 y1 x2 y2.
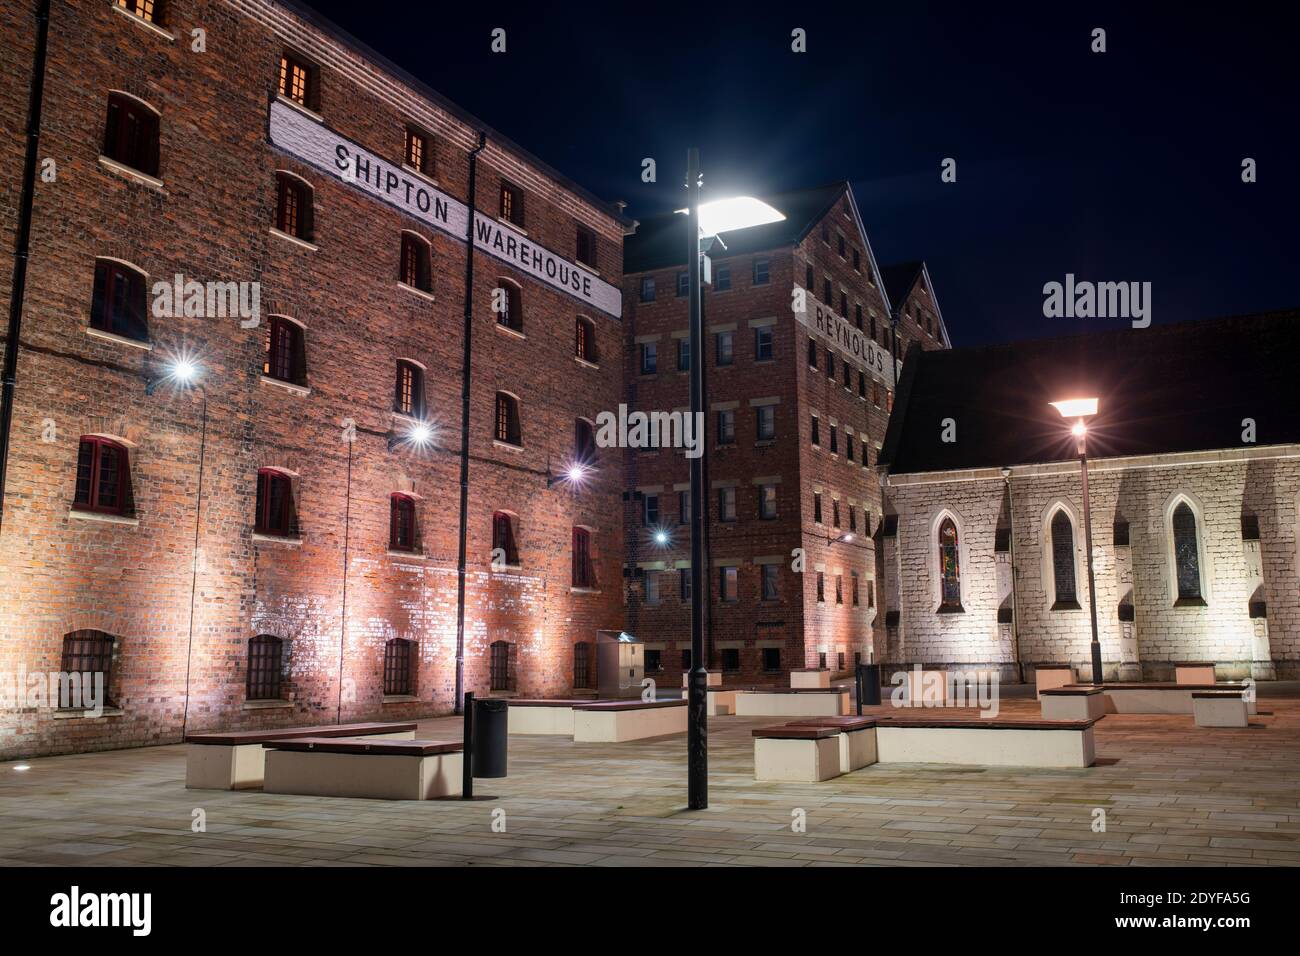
878 312 1300 682
619 183 951 686
0 0 632 758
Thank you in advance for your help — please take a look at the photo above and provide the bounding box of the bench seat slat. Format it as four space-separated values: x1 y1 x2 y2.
263 737 461 756
186 722 418 746
752 725 840 739
879 716 1098 730
573 699 687 712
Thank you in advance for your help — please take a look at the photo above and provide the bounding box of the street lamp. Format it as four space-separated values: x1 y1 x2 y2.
1050 397 1102 684
684 148 785 810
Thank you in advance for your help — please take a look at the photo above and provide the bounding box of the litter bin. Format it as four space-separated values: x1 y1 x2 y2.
858 663 882 706
471 697 508 778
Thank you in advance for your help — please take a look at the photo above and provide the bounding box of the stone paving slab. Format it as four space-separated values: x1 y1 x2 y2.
0 697 1297 866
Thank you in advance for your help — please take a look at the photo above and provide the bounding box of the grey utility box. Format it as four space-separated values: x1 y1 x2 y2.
597 630 643 699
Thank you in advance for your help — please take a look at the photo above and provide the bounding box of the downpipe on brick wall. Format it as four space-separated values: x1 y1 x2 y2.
0 0 52 535
454 131 488 715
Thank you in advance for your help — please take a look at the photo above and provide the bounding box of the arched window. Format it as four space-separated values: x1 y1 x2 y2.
575 316 597 363
394 360 424 417
572 527 595 588
60 630 116 708
495 280 522 331
389 494 416 552
492 511 519 567
574 418 596 465
74 436 130 515
274 173 313 242
263 315 306 385
399 232 431 291
103 92 159 177
246 635 284 700
573 641 593 689
489 640 515 691
1050 509 1078 608
383 638 414 696
1172 501 1202 601
938 517 962 610
255 468 295 536
91 258 148 342
494 392 521 446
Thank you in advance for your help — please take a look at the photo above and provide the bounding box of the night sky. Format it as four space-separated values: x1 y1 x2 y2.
301 0 1298 348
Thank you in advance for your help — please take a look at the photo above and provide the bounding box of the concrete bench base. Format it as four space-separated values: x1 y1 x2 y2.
875 719 1096 768
572 700 687 742
263 741 462 800
185 724 417 790
1175 663 1217 685
507 700 585 736
1033 665 1076 700
1040 688 1107 721
753 728 842 782
790 669 831 689
1193 692 1249 728
734 689 849 717
788 717 878 773
1067 682 1254 716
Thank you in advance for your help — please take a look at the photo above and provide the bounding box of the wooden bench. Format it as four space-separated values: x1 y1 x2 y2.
1033 664 1076 699
790 668 831 689
262 738 462 800
752 725 843 782
1192 690 1249 728
572 699 687 742
1070 682 1255 715
733 688 850 718
875 716 1097 768
1039 685 1106 721
506 699 593 736
786 716 878 772
185 721 418 790
1175 662 1218 685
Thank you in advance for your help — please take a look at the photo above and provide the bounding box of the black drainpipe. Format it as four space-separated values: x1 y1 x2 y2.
0 0 52 535
453 130 487 715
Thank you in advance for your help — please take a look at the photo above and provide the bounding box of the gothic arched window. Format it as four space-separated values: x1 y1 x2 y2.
938 517 962 609
1172 501 1202 601
1050 510 1078 607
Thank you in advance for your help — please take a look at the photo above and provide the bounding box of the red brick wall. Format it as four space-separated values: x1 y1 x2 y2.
0 0 625 758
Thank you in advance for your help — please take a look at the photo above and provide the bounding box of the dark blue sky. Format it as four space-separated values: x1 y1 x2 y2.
303 0 1298 347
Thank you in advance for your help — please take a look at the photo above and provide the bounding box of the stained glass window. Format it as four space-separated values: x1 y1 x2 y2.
939 517 961 608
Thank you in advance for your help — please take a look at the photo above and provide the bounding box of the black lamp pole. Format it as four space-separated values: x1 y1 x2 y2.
1077 425 1103 685
686 148 708 810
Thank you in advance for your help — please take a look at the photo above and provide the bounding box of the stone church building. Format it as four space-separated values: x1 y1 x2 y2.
877 311 1300 682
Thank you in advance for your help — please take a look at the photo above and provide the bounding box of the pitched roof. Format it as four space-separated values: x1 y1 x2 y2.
623 182 848 275
880 310 1300 475
880 261 924 308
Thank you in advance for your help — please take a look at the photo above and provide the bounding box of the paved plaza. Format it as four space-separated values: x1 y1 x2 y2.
2 690 1299 868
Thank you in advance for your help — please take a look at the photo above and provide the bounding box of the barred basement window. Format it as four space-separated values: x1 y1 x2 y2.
116 0 160 23
575 316 597 363
60 631 115 708
246 635 284 701
573 641 593 689
400 233 432 291
494 392 521 445
274 173 313 241
383 638 414 696
389 494 416 552
255 469 295 536
499 181 524 227
90 258 148 342
495 280 522 331
404 125 434 177
278 51 318 111
572 527 596 588
1050 510 1079 608
489 640 515 691
74 436 130 515
492 511 520 567
263 316 306 385
394 360 425 417
575 224 597 268
103 92 159 178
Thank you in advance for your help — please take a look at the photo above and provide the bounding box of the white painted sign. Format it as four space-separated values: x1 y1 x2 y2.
268 98 621 317
794 288 896 386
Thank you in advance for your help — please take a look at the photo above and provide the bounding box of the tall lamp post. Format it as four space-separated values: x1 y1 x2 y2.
1050 397 1102 684
683 149 784 809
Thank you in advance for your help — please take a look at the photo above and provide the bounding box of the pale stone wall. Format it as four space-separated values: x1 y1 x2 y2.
883 450 1300 680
